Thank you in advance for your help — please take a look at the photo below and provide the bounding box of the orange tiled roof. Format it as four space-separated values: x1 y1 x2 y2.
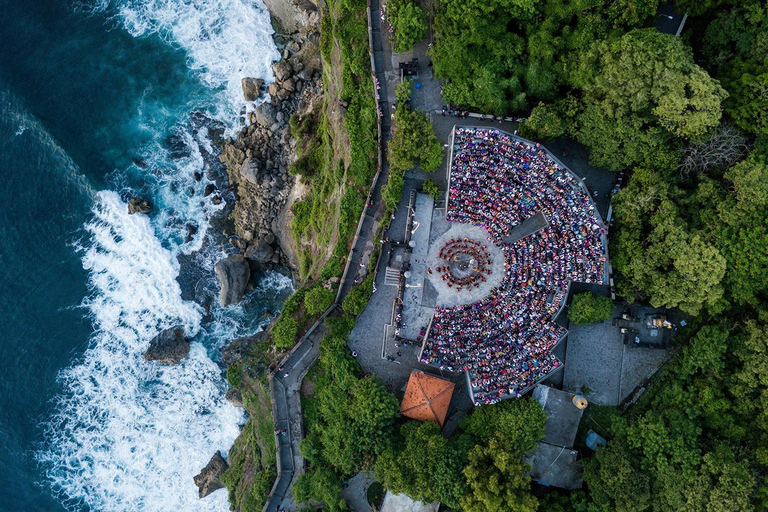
400 370 455 427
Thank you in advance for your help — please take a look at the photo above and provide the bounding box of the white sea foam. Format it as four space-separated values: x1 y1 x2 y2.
95 0 280 131
142 124 224 254
40 192 245 511
40 1 287 509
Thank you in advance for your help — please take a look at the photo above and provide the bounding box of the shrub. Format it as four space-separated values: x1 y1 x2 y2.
226 363 244 388
272 316 299 349
319 257 344 280
383 168 406 212
388 85 444 174
423 179 440 200
304 286 336 316
289 150 319 177
388 0 428 53
289 112 317 138
396 80 412 104
339 188 365 241
568 292 614 325
291 200 312 239
343 274 374 316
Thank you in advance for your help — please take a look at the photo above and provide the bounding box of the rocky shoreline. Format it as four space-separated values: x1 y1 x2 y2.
218 0 321 275
192 0 322 500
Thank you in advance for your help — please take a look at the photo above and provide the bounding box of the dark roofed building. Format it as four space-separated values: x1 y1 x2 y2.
532 384 584 447
526 444 583 490
526 384 586 490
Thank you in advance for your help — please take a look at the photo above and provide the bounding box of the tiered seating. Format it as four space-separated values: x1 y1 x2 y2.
420 127 607 405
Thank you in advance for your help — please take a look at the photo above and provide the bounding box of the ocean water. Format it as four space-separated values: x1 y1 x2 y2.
0 0 288 510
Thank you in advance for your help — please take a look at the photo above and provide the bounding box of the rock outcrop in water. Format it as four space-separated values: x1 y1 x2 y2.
218 0 321 274
142 327 190 365
193 451 229 498
214 254 251 306
127 196 152 215
241 77 265 101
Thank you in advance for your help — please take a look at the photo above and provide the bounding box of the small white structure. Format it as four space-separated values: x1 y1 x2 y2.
380 491 439 512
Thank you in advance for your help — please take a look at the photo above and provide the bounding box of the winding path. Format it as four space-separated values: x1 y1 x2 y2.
262 0 392 509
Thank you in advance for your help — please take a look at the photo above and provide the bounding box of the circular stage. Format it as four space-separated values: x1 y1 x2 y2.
425 223 506 307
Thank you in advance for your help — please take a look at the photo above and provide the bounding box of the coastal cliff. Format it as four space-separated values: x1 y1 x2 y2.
218 0 321 275
220 0 378 284
214 0 381 507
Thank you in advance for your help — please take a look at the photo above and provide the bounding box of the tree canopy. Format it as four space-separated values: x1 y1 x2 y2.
569 29 727 170
582 319 766 511
568 292 614 325
375 398 546 511
387 0 428 53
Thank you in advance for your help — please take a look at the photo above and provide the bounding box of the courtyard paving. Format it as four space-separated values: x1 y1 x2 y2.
424 222 505 307
563 307 671 406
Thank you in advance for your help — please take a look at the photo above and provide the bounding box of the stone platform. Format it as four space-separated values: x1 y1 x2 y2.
424 224 505 307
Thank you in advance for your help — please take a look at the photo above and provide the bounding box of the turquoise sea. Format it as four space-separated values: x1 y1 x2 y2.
0 0 288 510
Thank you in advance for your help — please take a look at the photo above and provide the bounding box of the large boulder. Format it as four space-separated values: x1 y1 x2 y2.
245 241 274 263
193 451 229 499
262 0 319 34
272 60 293 82
220 143 246 168
241 77 264 101
240 158 261 187
143 327 190 365
214 255 251 306
251 102 277 127
128 197 152 215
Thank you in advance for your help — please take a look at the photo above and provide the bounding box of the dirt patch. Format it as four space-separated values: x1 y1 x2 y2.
301 378 316 397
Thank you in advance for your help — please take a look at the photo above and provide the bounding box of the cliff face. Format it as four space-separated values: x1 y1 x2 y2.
219 0 321 275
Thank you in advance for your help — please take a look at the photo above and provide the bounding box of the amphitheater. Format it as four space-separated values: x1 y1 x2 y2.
413 126 609 406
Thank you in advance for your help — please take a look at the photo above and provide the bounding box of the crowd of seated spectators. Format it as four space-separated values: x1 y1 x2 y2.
420 127 607 405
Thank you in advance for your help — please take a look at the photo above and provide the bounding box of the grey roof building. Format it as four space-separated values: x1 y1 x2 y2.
525 385 585 490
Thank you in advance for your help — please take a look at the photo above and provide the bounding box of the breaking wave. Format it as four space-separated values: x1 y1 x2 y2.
40 192 243 511
37 0 286 509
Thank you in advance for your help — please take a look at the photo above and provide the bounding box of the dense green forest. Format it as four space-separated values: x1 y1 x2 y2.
287 0 768 510
427 0 768 509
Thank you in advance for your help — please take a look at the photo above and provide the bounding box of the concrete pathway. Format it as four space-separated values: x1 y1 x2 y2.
264 321 326 512
337 0 392 302
263 0 395 509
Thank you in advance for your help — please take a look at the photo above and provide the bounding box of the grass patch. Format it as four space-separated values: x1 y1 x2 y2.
289 0 377 282
220 380 277 512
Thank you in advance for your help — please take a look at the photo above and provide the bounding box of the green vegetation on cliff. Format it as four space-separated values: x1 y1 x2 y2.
294 314 400 510
229 0 383 506
220 374 277 511
290 0 378 281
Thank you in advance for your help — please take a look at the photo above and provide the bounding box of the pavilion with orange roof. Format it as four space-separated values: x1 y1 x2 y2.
399 370 455 427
